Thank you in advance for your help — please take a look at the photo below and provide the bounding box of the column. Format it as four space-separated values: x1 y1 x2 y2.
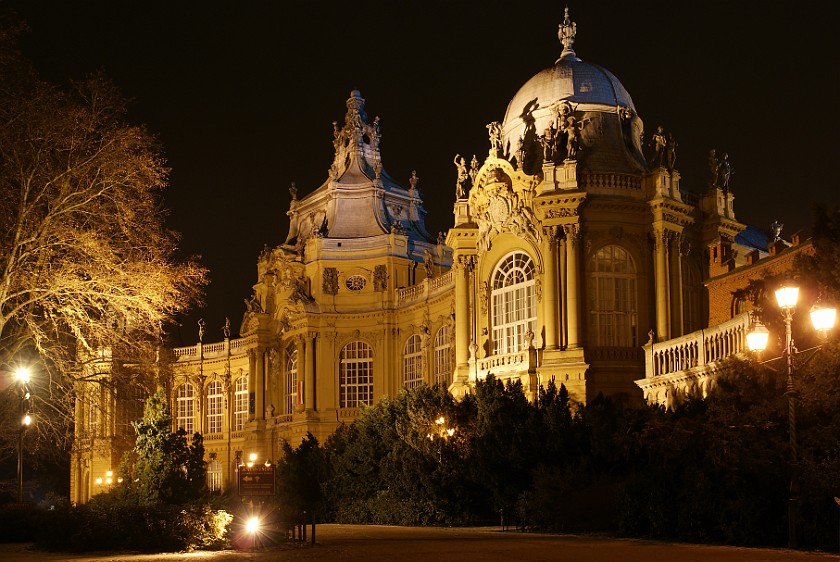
255 349 265 420
248 351 256 421
669 234 684 337
543 227 560 349
304 333 315 411
565 225 581 349
654 228 670 340
454 257 471 369
559 236 567 349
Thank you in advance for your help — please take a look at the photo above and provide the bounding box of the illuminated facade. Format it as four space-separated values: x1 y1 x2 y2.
73 10 772 499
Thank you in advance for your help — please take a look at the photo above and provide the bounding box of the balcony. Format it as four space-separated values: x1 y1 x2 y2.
638 312 750 406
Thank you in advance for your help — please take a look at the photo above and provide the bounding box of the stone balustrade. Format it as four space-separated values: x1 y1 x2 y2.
476 349 531 379
396 269 454 306
172 336 253 361
643 312 750 379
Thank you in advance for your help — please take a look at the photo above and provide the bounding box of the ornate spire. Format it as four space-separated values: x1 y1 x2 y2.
558 6 578 61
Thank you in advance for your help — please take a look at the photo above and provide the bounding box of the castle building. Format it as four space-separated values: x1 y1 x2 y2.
72 9 765 501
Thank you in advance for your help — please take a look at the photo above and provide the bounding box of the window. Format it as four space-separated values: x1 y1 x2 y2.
403 334 424 389
285 346 299 415
176 383 195 434
492 252 537 355
207 459 222 492
233 376 248 431
339 341 373 408
434 326 452 386
206 380 224 434
346 275 366 291
588 245 638 347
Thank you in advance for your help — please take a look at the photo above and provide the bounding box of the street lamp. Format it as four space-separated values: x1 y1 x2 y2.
747 283 836 548
15 367 32 504
426 415 455 462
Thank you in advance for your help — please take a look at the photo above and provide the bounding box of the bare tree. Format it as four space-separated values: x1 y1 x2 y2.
0 24 207 462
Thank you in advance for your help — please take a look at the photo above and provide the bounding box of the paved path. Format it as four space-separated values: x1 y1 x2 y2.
1 524 837 561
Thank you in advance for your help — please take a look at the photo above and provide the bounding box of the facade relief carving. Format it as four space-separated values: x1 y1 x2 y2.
322 268 339 295
472 169 541 254
373 264 388 292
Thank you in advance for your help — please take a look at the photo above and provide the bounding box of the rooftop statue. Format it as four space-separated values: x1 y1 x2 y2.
454 154 468 199
708 149 719 186
487 121 503 157
666 133 677 170
717 152 732 190
648 126 667 167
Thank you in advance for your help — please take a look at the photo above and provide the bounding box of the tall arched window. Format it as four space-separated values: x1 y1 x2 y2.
492 251 537 355
206 380 224 434
434 325 452 386
588 245 638 347
339 341 373 408
403 334 423 389
233 376 248 431
176 383 195 434
285 346 298 415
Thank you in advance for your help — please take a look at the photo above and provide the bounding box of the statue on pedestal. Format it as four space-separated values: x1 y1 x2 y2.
454 154 468 199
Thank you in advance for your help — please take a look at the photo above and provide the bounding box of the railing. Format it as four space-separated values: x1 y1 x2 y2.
587 347 644 362
396 269 455 307
581 173 642 192
476 349 532 380
172 337 252 361
644 312 750 379
396 284 426 305
338 408 360 420
273 414 293 424
429 269 454 293
203 433 224 442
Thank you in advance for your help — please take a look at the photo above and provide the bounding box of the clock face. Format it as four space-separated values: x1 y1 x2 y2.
346 275 367 291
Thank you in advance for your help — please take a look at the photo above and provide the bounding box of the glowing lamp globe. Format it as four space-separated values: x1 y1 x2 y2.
775 286 799 310
810 305 837 334
746 321 770 352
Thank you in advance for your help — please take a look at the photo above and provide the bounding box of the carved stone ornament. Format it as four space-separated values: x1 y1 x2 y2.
373 264 388 292
474 182 541 254
322 268 339 295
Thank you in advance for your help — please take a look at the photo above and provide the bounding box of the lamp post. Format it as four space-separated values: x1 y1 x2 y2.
747 284 836 548
15 368 32 504
427 415 455 463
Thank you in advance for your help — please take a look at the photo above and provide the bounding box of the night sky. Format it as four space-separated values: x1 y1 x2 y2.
5 1 839 345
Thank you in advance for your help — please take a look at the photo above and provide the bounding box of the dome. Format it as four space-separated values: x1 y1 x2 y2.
500 8 646 175
502 59 635 140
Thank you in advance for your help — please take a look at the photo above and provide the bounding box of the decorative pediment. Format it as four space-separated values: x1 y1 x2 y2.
470 159 541 254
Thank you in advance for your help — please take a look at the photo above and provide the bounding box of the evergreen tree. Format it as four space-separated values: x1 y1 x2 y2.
124 388 206 505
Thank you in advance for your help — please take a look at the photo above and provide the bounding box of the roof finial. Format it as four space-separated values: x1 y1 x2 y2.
558 5 578 61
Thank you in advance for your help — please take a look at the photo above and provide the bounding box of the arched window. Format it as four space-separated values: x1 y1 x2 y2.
492 252 537 355
339 341 373 408
588 245 638 346
176 383 195 434
206 380 224 434
285 346 298 415
434 325 452 386
403 334 424 389
233 376 248 431
207 458 222 492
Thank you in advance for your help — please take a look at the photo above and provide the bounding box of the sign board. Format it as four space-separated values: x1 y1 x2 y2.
237 464 276 497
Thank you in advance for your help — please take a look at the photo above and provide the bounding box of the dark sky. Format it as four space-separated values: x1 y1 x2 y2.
6 0 839 344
